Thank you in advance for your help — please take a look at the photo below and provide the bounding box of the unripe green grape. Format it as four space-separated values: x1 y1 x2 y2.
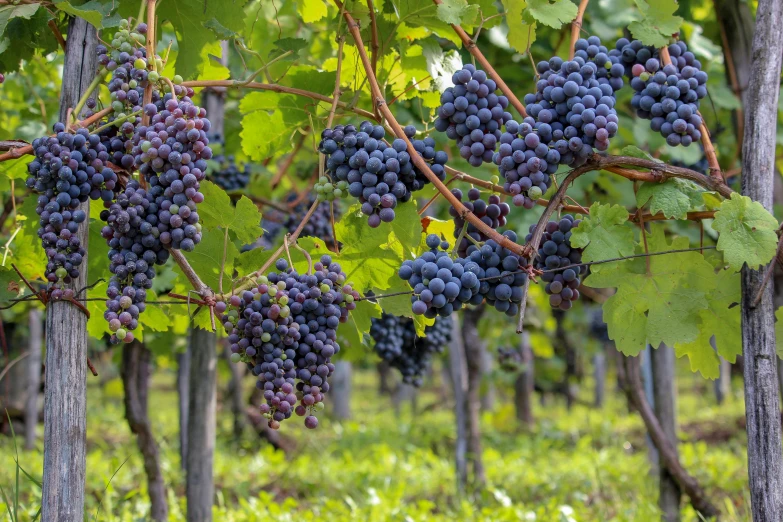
277 281 286 290
278 295 289 306
258 275 268 284
528 186 543 199
230 353 241 363
55 267 67 279
279 307 290 318
640 72 650 82
115 113 127 121
116 328 127 339
268 286 277 297
173 75 183 84
119 19 129 28
319 176 329 184
120 42 132 53
320 283 330 293
261 332 271 342
314 402 325 412
148 71 160 82
112 38 122 48
134 58 146 70
333 188 343 198
112 101 125 112
345 294 354 304
491 175 500 184
141 141 152 152
169 204 179 215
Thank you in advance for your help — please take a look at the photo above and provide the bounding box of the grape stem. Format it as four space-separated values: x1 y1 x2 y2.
569 0 590 60
293 240 313 274
91 109 143 135
452 220 470 258
71 74 105 122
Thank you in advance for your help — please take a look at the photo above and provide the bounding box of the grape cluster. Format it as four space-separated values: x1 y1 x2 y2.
26 124 119 284
370 313 452 386
434 64 512 166
209 153 251 191
131 94 211 251
218 256 360 430
398 234 482 318
493 119 558 208
448 188 510 256
318 122 447 226
523 36 623 168
463 230 529 316
615 39 708 146
528 215 584 310
0 73 5 84
100 180 168 344
283 193 341 250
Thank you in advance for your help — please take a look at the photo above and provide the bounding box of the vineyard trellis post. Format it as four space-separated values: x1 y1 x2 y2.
40 16 97 522
739 0 783 516
651 344 681 522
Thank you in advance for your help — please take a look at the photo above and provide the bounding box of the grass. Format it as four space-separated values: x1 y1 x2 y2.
1 356 751 521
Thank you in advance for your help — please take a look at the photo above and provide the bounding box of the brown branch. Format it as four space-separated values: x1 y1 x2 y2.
270 131 306 189
48 19 66 51
366 0 380 77
336 0 527 256
168 249 210 295
569 0 589 60
431 0 527 118
659 46 722 183
326 36 346 130
623 356 720 517
86 357 98 377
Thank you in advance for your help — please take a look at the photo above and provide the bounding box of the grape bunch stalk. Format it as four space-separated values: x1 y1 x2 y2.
528 215 584 310
449 188 510 256
369 313 452 386
218 256 360 429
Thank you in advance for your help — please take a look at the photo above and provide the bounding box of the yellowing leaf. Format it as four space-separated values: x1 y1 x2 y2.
298 0 328 23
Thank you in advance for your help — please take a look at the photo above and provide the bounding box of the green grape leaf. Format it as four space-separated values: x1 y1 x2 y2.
177 229 238 292
570 202 635 272
587 228 716 355
713 193 779 271
0 4 40 37
627 0 683 48
274 38 308 54
0 156 30 181
157 0 245 80
390 0 462 46
297 0 328 23
139 293 170 332
338 298 382 353
235 248 275 277
197 181 263 244
389 201 423 256
620 145 659 162
54 0 122 29
502 0 536 52
674 269 740 378
240 92 311 163
524 0 578 28
636 178 704 219
0 266 26 303
436 0 480 25
203 18 237 39
86 280 109 339
0 6 55 73
191 306 216 331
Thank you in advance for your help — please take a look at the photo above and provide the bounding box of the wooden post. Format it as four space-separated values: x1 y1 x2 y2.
41 16 97 522
121 341 168 521
593 347 606 408
462 306 486 487
514 331 534 425
223 345 246 440
448 314 468 493
331 361 352 420
651 344 682 522
186 327 217 522
739 0 783 516
24 308 42 450
177 348 190 469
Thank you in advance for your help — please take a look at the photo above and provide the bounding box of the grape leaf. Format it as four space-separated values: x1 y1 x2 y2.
139 292 170 332
0 6 55 73
338 299 382 354
156 0 245 80
636 178 704 220
620 145 659 162
389 201 423 257
0 266 26 303
0 156 29 181
570 202 635 272
86 280 109 339
627 0 683 48
502 0 537 53
587 228 716 355
239 92 311 162
0 4 39 38
524 0 578 29
712 192 779 271
674 269 740 378
177 229 238 292
54 0 122 29
274 38 309 53
197 181 263 244
203 18 237 39
436 0 480 25
389 0 462 46
235 248 275 277
297 0 328 23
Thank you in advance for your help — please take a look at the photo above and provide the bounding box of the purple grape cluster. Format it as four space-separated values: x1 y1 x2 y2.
493 119 559 208
497 346 524 372
131 93 211 251
523 37 623 168
209 153 251 191
100 180 168 344
26 124 119 285
463 230 529 316
528 215 584 310
448 188 510 256
618 39 708 147
398 234 482 318
318 122 446 227
434 64 512 166
217 256 360 430
370 314 452 386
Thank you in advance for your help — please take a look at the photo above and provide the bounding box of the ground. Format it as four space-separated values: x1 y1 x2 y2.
1 356 751 521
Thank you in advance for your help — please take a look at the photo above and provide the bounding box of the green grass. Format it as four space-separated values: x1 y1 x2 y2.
1 358 751 521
